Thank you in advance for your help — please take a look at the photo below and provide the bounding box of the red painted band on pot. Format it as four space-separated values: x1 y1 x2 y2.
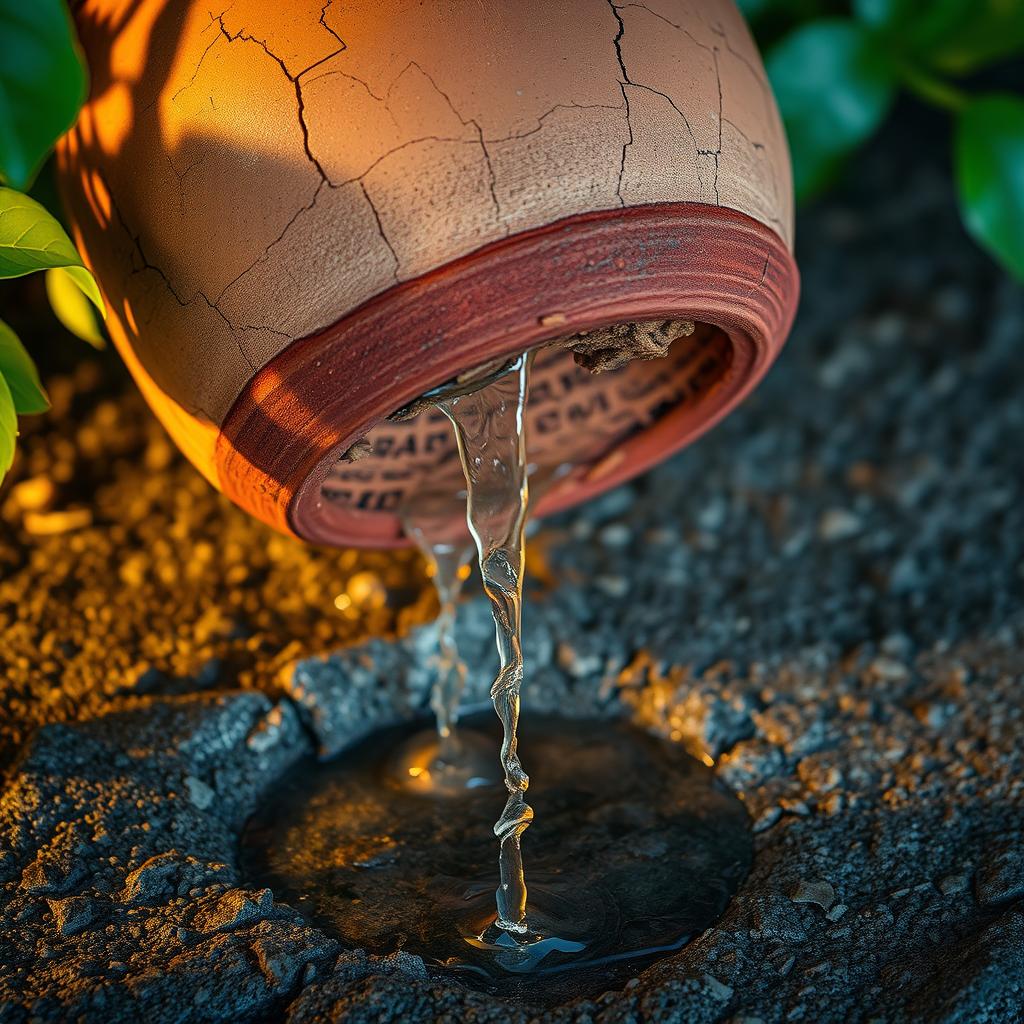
215 201 799 548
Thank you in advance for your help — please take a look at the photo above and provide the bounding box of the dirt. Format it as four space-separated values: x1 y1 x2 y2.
2 103 1024 1023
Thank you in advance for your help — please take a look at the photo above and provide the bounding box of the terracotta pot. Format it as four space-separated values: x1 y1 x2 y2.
58 0 798 547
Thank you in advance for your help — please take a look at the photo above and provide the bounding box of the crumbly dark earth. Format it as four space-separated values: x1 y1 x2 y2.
2 105 1024 1023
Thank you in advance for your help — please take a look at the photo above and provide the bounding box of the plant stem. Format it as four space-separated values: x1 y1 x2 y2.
900 65 968 113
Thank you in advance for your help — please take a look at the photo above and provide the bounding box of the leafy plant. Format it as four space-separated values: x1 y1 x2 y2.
0 0 103 481
743 0 1024 279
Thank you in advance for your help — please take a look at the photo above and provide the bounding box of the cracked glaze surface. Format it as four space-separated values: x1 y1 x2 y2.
58 0 792 485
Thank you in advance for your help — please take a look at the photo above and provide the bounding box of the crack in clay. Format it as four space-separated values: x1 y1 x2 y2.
169 24 222 108
710 20 770 89
164 152 205 219
195 12 408 300
359 182 401 281
608 1 719 204
127 4 744 371
214 180 327 305
391 60 507 233
213 13 342 186
723 117 766 152
317 0 345 53
485 102 626 144
708 18 789 230
105 181 257 375
303 66 390 104
710 48 722 203
214 50 627 302
608 2 633 205
476 125 502 230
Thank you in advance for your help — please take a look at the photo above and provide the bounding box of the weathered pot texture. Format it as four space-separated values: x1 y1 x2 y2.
58 0 798 547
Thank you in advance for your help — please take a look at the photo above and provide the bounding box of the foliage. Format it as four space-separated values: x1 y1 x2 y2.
0 0 102 484
955 94 1024 280
746 0 1024 280
0 0 86 191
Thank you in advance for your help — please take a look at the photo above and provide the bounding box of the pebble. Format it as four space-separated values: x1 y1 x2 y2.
818 509 862 541
790 880 836 912
184 775 215 810
703 974 734 1001
192 889 274 934
938 874 969 896
46 896 95 937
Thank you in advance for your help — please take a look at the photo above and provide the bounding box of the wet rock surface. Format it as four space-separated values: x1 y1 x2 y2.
2 109 1024 1022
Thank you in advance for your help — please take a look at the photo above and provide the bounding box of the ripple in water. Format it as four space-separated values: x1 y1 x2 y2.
241 713 753 1004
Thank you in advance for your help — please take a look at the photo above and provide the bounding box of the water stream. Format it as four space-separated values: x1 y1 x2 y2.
242 347 755 999
439 352 534 935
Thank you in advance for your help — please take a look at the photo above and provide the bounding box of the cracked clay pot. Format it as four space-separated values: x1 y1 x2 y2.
57 0 798 547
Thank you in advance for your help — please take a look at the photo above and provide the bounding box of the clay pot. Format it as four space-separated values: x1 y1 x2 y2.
58 0 798 547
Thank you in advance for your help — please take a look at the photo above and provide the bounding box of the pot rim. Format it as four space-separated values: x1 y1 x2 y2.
215 201 799 548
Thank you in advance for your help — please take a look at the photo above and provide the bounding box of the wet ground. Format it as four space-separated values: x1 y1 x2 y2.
2 104 1024 1022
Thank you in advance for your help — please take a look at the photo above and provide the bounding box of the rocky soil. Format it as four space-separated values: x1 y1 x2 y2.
2 105 1024 1023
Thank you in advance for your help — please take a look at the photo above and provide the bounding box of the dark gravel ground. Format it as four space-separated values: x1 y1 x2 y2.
2 103 1024 1023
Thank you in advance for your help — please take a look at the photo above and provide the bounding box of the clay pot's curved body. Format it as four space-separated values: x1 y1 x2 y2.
59 0 798 547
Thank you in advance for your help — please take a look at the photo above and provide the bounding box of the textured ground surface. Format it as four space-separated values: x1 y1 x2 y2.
2 107 1024 1022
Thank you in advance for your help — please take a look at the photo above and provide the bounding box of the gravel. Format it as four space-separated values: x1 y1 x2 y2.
2 104 1024 1022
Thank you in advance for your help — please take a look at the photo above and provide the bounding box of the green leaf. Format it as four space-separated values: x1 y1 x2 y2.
0 0 87 190
46 267 105 347
0 319 48 413
955 94 1024 280
768 19 897 199
0 186 79 275
0 369 16 481
852 0 1024 75
61 265 104 315
0 186 104 312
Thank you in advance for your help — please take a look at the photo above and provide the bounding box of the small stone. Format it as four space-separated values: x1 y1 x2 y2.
598 523 631 547
790 879 836 912
120 852 179 904
595 574 628 598
246 704 287 753
703 974 733 1001
938 874 969 896
539 312 568 327
826 903 848 922
20 859 66 895
46 895 95 936
752 806 782 833
193 888 274 933
868 656 909 682
556 642 602 679
185 775 215 810
818 508 862 541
